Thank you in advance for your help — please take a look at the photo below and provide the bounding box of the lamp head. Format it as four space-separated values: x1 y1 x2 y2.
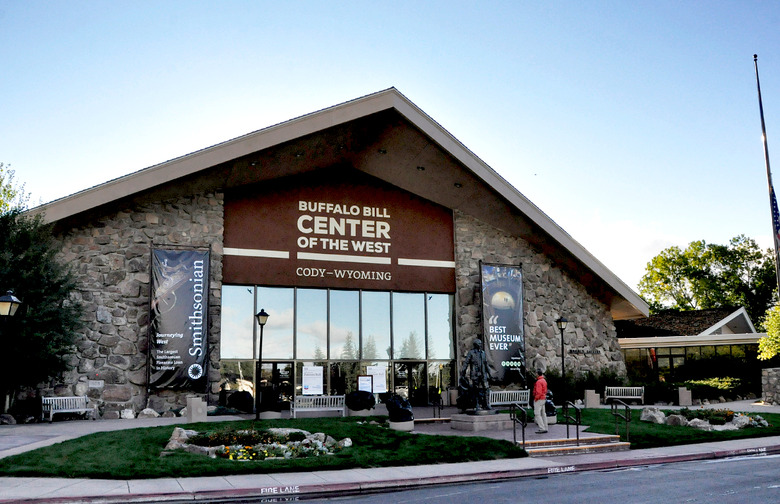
256 308 269 326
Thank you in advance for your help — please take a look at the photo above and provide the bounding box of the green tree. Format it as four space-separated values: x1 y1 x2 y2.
638 235 776 323
0 209 83 412
340 331 357 360
399 331 423 359
363 334 378 360
0 163 29 212
758 305 780 360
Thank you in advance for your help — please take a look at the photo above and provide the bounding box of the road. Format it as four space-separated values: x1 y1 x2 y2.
289 454 780 504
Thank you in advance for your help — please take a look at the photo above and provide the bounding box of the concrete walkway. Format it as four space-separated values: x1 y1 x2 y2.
1 400 780 503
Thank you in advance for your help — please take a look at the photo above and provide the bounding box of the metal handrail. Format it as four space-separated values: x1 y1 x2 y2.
562 401 582 446
510 403 529 449
610 398 631 442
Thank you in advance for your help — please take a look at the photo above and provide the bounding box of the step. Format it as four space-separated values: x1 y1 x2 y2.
526 441 631 457
524 434 621 449
520 435 630 457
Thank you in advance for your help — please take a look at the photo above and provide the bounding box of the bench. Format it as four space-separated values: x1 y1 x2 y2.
290 395 345 419
489 389 530 407
41 395 98 423
604 386 644 404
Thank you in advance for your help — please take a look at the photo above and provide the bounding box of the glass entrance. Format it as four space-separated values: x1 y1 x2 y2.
394 362 427 406
259 362 294 410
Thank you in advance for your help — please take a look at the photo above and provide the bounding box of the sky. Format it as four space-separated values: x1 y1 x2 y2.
2 1 780 292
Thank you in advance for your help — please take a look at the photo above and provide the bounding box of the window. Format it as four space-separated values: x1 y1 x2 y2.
362 291 391 360
296 289 327 360
393 292 425 359
257 286 294 359
427 294 454 360
330 290 359 360
220 285 254 359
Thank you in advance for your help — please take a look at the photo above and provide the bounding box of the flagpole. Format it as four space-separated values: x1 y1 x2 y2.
754 54 780 296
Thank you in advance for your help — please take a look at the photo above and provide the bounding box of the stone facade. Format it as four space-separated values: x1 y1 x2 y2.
46 192 224 418
453 211 625 380
762 368 780 404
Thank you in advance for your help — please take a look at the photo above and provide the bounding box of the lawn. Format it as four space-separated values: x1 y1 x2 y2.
0 416 526 479
579 408 780 449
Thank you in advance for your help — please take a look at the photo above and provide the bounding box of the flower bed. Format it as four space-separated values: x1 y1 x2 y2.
640 407 769 431
164 426 352 461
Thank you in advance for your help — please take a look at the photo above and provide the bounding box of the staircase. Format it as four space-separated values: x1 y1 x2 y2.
523 434 630 457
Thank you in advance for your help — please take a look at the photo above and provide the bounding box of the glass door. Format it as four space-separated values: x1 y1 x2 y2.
393 362 428 406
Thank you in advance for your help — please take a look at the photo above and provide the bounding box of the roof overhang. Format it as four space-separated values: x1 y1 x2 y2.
27 88 649 320
618 333 764 349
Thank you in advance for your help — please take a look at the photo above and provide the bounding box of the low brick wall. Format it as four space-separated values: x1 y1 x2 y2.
762 368 780 404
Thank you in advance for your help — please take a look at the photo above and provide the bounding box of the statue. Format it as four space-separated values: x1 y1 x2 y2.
457 339 492 413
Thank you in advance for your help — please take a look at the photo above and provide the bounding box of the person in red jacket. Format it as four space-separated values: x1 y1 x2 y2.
533 369 548 434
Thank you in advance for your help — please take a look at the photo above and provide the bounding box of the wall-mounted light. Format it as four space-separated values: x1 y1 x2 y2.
454 182 463 188
378 148 387 155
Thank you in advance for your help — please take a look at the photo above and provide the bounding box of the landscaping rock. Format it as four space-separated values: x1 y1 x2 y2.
337 438 353 449
688 418 713 431
137 408 160 418
665 414 688 426
732 414 751 429
0 414 16 425
120 408 136 419
640 407 665 424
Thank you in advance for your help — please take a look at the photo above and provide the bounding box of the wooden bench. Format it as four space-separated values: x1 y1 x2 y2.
290 395 345 419
489 389 530 407
604 386 644 404
41 395 98 423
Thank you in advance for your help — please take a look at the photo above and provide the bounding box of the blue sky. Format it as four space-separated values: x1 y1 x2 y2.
2 1 780 291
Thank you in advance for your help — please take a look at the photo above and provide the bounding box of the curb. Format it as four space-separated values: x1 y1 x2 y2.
5 443 780 503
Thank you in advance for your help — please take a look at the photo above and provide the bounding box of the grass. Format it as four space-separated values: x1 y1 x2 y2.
579 408 780 449
0 416 526 479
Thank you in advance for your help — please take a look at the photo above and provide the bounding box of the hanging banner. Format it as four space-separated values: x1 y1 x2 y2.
480 262 525 386
149 248 210 390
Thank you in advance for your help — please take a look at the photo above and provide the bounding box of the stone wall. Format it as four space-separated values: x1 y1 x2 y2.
46 192 224 418
762 368 780 404
453 212 625 381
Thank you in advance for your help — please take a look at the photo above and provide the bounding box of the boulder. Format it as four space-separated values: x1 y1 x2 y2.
688 418 712 431
137 408 160 419
665 414 688 426
120 408 136 419
0 414 16 425
732 414 751 429
640 407 666 424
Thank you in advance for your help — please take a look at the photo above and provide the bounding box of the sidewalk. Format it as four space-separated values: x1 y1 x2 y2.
2 400 780 503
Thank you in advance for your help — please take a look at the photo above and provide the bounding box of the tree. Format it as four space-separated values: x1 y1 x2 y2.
758 305 780 360
0 163 29 212
340 331 357 360
638 235 776 323
0 209 83 413
399 331 423 359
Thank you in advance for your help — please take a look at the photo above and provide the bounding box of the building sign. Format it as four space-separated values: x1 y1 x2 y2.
302 366 324 395
223 170 455 292
366 365 388 393
480 262 525 386
148 248 210 390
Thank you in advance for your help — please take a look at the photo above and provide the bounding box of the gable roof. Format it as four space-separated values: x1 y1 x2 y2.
615 306 756 338
28 88 649 320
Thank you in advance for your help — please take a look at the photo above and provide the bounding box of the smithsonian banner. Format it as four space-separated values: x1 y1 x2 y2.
149 248 210 390
480 262 526 386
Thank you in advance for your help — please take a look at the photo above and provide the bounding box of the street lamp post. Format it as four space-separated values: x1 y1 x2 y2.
255 308 270 420
0 290 21 318
0 290 21 413
556 317 568 402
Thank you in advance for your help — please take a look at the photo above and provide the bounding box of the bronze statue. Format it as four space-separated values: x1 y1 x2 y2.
458 339 492 412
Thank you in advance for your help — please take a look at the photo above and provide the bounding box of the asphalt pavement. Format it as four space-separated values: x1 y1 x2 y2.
2 400 780 503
